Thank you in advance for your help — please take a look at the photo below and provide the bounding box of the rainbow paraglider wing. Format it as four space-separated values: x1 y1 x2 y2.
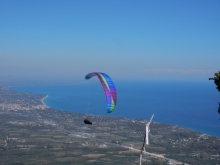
85 72 117 113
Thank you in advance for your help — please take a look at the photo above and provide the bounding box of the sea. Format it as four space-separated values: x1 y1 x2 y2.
10 80 220 138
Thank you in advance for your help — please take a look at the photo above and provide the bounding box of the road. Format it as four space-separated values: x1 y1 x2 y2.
124 146 189 165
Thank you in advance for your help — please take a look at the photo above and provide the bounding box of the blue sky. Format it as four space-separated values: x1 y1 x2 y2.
0 0 219 82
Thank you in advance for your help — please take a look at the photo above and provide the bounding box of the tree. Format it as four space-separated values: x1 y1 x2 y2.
209 71 220 114
209 71 220 91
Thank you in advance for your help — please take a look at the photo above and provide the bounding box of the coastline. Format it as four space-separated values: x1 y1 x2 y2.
41 95 49 108
8 83 220 138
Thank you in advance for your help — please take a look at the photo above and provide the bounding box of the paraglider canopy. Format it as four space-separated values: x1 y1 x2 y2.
85 72 117 113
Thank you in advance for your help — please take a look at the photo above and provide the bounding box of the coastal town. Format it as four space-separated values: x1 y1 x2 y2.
0 87 219 165
0 88 48 111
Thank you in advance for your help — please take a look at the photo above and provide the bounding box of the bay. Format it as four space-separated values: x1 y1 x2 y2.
10 80 220 137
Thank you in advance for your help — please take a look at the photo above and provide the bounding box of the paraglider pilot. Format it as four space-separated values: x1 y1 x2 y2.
84 117 92 125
